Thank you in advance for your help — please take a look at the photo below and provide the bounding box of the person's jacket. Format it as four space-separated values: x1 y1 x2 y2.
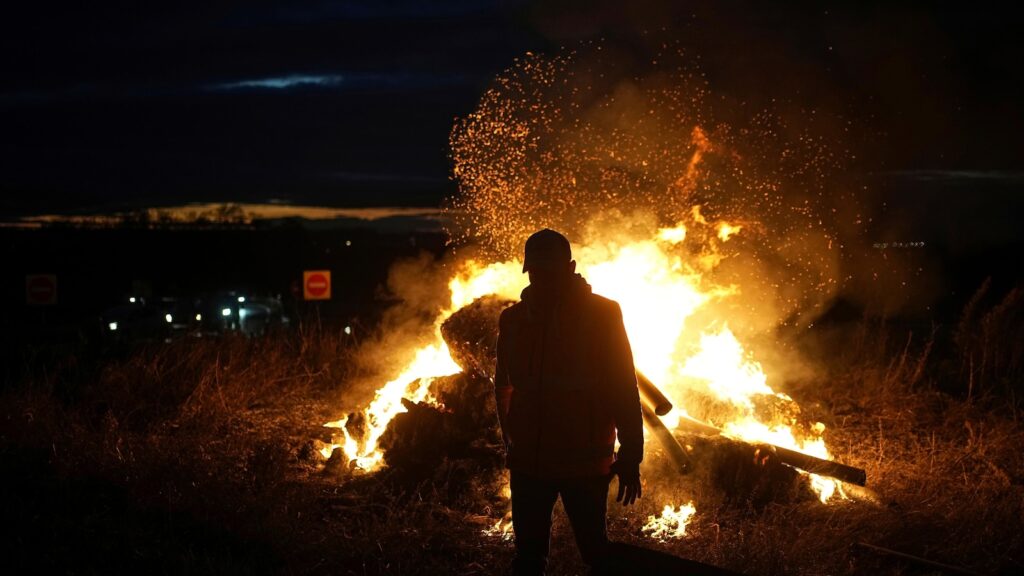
494 273 644 478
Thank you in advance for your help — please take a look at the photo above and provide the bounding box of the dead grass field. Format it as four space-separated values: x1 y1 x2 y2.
2 286 1022 575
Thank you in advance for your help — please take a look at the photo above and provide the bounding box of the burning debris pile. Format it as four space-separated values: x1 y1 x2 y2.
437 293 866 508
320 298 509 482
317 44 872 541
317 221 869 519
439 296 511 384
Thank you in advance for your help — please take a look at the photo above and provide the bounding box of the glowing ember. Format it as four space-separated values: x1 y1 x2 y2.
643 502 697 541
717 222 742 242
483 512 515 541
482 481 515 540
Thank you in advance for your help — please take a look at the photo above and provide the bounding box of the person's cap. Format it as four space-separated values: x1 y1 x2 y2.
522 229 572 272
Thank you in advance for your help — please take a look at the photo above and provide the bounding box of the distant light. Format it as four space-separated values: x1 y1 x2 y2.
195 313 202 321
237 296 245 303
344 325 352 335
108 322 118 331
345 240 352 247
129 297 136 303
165 314 173 323
222 308 232 317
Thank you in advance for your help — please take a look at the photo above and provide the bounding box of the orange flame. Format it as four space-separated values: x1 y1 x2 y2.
322 212 845 513
643 502 697 541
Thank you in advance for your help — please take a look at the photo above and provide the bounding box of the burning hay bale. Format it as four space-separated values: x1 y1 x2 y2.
439 295 514 381
685 436 807 507
378 373 503 462
374 373 504 490
379 397 452 474
430 367 503 442
367 296 511 484
318 298 514 493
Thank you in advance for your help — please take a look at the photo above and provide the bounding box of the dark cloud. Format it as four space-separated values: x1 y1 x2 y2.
0 72 472 104
225 0 522 25
0 1 542 215
204 72 470 93
0 1 532 92
0 1 1021 216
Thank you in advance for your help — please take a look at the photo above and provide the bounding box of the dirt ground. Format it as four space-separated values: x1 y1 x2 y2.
2 312 1022 575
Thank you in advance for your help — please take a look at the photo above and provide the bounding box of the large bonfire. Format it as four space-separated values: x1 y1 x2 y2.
321 46 859 537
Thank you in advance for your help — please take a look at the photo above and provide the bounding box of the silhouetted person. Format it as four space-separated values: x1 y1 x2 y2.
495 229 644 575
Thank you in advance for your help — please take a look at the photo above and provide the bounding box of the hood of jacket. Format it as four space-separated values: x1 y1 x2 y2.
520 273 592 320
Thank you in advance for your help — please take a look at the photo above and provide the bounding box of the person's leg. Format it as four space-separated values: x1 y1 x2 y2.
559 474 612 572
510 470 559 576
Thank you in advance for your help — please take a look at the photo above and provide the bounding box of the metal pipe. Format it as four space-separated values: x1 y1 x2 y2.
636 371 673 416
635 373 868 486
641 403 690 474
672 411 868 486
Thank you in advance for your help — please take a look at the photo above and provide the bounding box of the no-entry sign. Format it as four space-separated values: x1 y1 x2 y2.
26 274 58 306
303 270 332 301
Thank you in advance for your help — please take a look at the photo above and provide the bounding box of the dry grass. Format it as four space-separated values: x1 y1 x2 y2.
2 292 1023 575
955 279 1024 403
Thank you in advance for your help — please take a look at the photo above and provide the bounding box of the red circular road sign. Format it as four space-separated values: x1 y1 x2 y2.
26 274 57 305
305 273 329 297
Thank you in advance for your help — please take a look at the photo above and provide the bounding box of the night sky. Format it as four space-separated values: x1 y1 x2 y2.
2 1 1022 217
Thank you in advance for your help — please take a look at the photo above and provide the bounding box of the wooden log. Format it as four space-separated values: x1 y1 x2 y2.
636 371 673 416
641 403 690 474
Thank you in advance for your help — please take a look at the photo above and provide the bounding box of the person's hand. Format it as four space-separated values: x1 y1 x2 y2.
610 459 641 506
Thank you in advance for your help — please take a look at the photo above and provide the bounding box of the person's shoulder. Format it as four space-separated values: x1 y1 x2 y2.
500 301 527 316
584 292 623 318
499 301 527 326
